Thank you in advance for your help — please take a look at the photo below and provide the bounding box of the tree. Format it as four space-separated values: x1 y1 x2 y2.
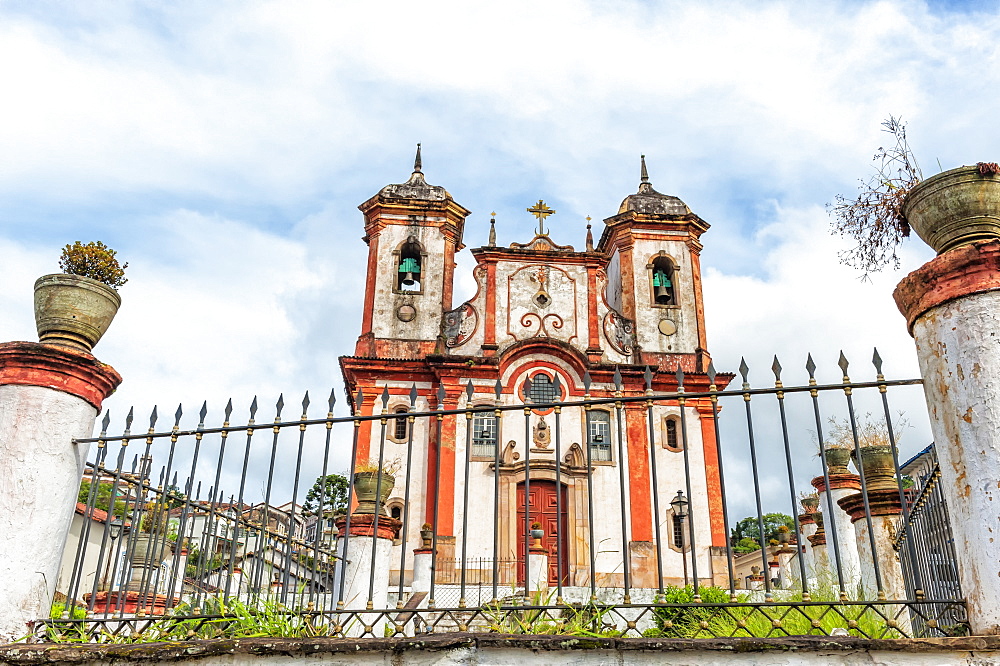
302 474 349 517
729 513 794 548
78 480 128 518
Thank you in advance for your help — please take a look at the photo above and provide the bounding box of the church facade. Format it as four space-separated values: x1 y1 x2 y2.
340 149 734 590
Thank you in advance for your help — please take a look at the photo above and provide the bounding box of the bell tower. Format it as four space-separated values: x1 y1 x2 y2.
598 156 712 370
355 146 471 358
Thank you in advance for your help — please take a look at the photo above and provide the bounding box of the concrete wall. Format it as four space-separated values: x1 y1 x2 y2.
3 635 998 666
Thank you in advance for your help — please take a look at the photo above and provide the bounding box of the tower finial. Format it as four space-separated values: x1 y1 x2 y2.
640 154 649 184
489 212 497 246
585 215 594 252
414 143 422 173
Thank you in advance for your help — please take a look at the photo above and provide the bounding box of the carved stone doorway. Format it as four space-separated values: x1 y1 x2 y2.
516 479 569 586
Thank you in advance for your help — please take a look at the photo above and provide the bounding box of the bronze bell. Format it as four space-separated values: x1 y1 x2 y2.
401 272 416 286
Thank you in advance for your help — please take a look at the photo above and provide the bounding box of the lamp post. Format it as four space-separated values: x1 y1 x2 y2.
670 490 689 587
101 519 124 591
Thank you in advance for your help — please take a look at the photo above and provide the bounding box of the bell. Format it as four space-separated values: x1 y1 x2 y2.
402 272 416 286
655 283 669 299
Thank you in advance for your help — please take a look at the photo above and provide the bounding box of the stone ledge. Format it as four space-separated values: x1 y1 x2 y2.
0 341 121 411
2 634 999 663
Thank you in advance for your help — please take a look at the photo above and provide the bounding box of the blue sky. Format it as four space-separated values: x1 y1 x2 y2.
1 0 998 515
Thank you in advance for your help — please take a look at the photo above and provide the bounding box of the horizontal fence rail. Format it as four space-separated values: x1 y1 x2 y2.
42 350 967 642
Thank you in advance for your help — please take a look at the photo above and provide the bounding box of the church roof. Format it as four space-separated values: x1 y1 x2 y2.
617 156 691 216
377 144 452 202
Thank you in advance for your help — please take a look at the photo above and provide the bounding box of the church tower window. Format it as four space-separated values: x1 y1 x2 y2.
587 410 612 462
650 254 676 306
393 407 409 441
396 237 424 293
526 373 558 405
664 416 683 451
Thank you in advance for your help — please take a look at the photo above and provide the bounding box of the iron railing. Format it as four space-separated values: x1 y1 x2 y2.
41 350 967 641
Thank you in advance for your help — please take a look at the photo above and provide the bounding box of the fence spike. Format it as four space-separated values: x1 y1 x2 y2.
130 454 138 473
838 350 850 378
328 388 337 413
410 383 418 406
380 386 390 408
872 347 884 375
101 411 111 434
553 373 562 396
301 391 310 417
199 401 208 426
806 354 817 379
772 356 782 382
250 396 259 419
613 366 623 391
436 384 446 408
158 467 165 486
523 376 533 402
275 393 285 418
675 364 685 388
644 365 653 391
148 407 158 430
583 371 592 393
355 388 364 410
125 407 134 432
224 399 233 422
494 378 503 399
707 361 717 385
738 358 749 384
174 404 183 427
466 379 474 401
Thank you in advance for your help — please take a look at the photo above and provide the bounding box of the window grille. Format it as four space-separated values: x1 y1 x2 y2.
587 410 612 461
672 514 685 548
527 374 558 404
666 418 680 449
393 407 408 440
471 411 497 458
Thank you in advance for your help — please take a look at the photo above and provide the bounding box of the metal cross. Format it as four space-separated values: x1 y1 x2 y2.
527 199 555 236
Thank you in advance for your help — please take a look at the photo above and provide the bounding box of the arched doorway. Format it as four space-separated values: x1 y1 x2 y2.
516 479 569 586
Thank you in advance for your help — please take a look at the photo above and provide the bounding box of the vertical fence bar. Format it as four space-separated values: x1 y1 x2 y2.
738 359 772 600
772 357 810 599
522 377 532 603
225 397 256 600
583 371 597 602
676 366 700 598
706 363 737 601
337 388 363 612
252 395 284 595
643 367 665 596
428 385 445 609
313 390 336 613
839 352 885 598
283 392 310 607
491 379 502 604
460 381 475 608
612 367 631 603
397 385 418 608
806 355 847 600
553 375 565 604
367 388 390 609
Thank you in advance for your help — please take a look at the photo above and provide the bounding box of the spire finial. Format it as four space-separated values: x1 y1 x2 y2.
413 143 422 173
489 212 497 246
640 154 649 184
585 215 594 252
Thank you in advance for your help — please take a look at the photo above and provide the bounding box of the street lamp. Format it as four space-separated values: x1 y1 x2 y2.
102 519 125 590
670 491 689 586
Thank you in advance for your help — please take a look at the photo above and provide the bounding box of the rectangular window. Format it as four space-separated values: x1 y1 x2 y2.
471 411 498 458
587 410 612 462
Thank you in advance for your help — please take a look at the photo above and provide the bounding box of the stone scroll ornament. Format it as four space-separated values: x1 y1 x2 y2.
442 302 479 348
603 309 636 356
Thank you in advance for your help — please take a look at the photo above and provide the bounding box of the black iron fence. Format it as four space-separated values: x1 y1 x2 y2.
42 350 967 641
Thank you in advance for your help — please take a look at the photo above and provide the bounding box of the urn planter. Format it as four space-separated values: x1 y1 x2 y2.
34 274 121 352
353 471 395 515
822 447 852 475
125 533 173 592
902 165 1000 254
857 445 897 491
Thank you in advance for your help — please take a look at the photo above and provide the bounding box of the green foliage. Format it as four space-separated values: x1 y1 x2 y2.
483 591 621 637
139 501 171 534
49 602 87 620
77 480 127 518
732 537 761 554
185 546 223 578
649 585 732 637
302 474 349 517
59 241 128 289
730 513 794 546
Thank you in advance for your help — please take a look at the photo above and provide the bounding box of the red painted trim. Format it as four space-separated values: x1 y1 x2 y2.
624 405 652 541
0 341 122 411
358 233 380 351
484 261 497 350
586 266 600 355
837 489 902 522
689 248 709 353
336 513 402 539
695 402 726 547
894 239 1000 335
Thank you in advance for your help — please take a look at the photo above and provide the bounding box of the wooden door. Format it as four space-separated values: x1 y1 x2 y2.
516 480 569 586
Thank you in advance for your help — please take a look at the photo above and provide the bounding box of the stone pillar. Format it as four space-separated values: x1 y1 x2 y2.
812 473 862 590
893 240 1000 635
838 490 907 601
807 515 830 587
411 548 432 594
0 342 120 642
776 545 798 589
334 513 401 637
797 511 817 583
526 545 549 599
